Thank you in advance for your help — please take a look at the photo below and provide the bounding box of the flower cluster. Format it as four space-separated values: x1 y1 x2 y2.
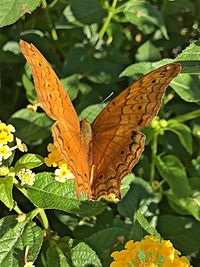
110 235 191 267
0 121 27 165
44 143 74 182
17 169 36 186
151 116 168 135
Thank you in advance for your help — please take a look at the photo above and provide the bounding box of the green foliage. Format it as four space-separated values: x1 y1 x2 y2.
0 0 200 266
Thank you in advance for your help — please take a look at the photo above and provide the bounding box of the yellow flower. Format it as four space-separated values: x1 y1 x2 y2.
0 122 15 133
44 143 64 167
16 137 28 152
0 144 12 162
0 122 15 145
17 213 27 222
55 163 75 183
24 262 35 267
110 236 192 267
17 169 35 186
0 131 14 144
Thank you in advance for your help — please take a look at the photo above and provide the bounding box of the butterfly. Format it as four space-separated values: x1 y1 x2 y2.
20 40 181 200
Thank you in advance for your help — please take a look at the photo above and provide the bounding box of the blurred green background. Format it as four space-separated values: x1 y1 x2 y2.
0 0 200 266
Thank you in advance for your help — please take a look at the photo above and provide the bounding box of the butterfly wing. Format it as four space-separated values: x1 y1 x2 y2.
20 40 91 197
91 63 181 199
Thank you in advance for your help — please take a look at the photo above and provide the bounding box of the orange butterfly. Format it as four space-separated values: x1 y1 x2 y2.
20 40 181 200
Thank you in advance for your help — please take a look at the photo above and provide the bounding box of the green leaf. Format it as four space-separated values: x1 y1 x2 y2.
27 172 105 216
170 73 200 102
61 74 79 101
15 153 44 171
176 40 200 74
135 41 161 62
189 177 200 191
135 211 161 240
167 190 200 221
166 121 193 154
0 0 40 27
158 215 200 255
85 227 129 266
156 155 191 198
79 103 107 124
119 59 173 78
70 0 105 25
3 41 20 54
9 109 52 146
47 242 71 267
164 0 195 15
118 177 158 219
27 172 80 209
22 73 37 104
123 0 168 38
0 215 43 267
82 57 122 84
71 242 102 267
61 6 83 28
0 176 13 209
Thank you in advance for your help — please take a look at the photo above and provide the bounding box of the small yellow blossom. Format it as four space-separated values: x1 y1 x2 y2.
24 262 35 267
0 122 15 133
17 169 35 186
0 121 15 145
44 143 64 167
0 144 12 161
98 193 119 202
17 213 27 222
0 131 14 144
55 163 75 183
110 236 192 267
26 103 40 112
16 137 28 152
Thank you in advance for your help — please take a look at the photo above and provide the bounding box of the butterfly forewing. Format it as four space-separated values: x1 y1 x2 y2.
91 63 181 199
20 40 91 197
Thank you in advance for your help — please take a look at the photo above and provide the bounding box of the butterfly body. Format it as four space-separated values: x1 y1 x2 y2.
20 40 181 200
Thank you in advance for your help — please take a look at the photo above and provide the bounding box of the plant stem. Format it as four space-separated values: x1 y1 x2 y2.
49 0 59 8
170 109 200 123
42 0 58 41
99 0 118 40
14 178 50 232
14 177 29 198
41 0 47 8
38 209 50 231
29 208 42 221
13 203 23 214
150 132 159 183
161 0 168 14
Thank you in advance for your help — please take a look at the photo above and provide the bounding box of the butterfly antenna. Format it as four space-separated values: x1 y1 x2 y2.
85 92 114 121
